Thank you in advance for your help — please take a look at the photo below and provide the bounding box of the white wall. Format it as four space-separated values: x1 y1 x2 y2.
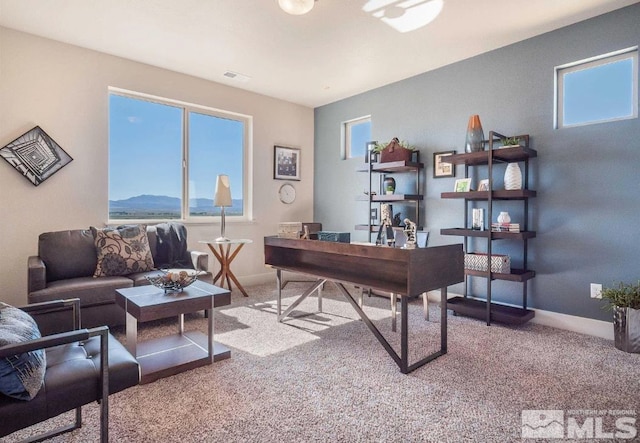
0 27 315 307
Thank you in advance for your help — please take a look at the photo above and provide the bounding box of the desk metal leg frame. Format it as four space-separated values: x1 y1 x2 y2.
276 269 325 322
336 283 447 374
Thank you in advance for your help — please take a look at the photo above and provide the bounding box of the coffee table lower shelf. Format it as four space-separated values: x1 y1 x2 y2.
447 296 534 325
136 331 231 384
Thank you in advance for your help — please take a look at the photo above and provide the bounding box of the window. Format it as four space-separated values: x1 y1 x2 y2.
108 90 250 221
555 47 638 128
343 116 371 159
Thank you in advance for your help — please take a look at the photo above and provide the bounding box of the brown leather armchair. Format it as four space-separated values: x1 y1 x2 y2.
0 298 140 442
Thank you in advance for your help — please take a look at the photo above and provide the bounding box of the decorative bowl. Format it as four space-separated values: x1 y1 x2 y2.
146 269 200 292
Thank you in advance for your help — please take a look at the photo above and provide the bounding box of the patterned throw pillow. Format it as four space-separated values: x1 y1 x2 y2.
0 302 46 401
91 225 155 277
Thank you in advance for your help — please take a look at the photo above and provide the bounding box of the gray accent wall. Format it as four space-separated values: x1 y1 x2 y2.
314 4 640 322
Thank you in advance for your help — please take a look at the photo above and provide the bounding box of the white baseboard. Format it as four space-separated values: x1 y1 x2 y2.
238 271 275 287
425 291 613 341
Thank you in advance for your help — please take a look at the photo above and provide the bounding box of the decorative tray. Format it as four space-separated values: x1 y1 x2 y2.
146 269 201 292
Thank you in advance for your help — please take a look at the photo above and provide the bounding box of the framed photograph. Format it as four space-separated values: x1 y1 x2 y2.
454 178 471 192
0 126 73 186
433 150 455 178
478 179 490 192
274 145 301 180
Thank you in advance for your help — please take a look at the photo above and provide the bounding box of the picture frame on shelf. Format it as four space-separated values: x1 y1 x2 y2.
454 178 471 192
273 145 301 180
478 179 490 191
433 150 455 178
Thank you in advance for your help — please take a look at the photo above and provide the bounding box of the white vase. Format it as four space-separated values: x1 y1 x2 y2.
504 163 522 190
497 211 511 224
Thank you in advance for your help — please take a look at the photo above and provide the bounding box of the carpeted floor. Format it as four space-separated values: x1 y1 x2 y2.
7 282 640 442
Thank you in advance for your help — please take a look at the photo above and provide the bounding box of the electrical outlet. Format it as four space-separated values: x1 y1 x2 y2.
590 283 602 299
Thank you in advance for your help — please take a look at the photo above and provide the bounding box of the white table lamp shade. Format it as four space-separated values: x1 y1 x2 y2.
214 175 232 207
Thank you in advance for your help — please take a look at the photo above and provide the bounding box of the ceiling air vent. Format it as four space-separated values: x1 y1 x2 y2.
223 71 251 83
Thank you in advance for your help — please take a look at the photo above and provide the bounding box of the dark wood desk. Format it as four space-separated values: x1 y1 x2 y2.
264 236 464 373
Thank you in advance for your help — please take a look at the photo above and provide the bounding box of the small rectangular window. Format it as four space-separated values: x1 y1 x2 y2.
555 47 638 128
343 116 371 159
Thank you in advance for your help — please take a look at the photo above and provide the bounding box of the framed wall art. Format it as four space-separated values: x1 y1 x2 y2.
433 150 455 178
274 145 300 180
1 126 73 186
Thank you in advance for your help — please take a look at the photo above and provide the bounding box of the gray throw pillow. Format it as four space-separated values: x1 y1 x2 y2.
0 302 46 401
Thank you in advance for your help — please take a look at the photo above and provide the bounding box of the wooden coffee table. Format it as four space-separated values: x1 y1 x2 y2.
115 280 231 384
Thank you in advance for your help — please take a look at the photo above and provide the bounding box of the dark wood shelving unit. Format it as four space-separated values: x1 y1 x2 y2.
356 160 424 173
447 296 535 325
440 228 537 240
441 189 537 200
440 132 537 325
356 157 424 243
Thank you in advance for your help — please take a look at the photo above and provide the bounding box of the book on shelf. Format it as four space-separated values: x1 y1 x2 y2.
491 223 520 233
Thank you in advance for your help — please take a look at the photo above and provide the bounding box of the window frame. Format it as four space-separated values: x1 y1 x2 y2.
108 87 253 224
342 115 372 159
554 47 638 129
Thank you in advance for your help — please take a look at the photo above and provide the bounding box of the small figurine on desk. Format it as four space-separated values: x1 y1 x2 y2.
402 218 417 249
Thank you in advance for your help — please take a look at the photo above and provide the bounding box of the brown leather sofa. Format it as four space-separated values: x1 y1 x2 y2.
28 223 212 331
0 298 140 442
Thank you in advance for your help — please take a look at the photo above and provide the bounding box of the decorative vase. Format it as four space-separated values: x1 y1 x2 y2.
465 115 485 153
497 211 511 224
383 176 396 195
504 163 522 190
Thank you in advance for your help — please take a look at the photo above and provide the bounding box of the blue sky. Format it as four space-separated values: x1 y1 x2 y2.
350 120 372 158
109 94 244 201
563 57 634 126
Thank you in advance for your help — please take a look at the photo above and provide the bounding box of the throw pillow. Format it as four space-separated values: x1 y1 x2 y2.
154 222 194 269
0 302 46 401
91 224 155 277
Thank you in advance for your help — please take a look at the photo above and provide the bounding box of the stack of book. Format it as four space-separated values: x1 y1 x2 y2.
278 222 302 239
491 223 520 233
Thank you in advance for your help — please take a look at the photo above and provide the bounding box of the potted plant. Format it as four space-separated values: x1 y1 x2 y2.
501 136 521 148
601 280 640 353
373 138 417 163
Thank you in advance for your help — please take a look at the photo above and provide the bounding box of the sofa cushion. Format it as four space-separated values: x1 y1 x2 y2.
28 276 134 307
91 225 155 277
127 269 164 287
0 303 46 401
39 229 97 282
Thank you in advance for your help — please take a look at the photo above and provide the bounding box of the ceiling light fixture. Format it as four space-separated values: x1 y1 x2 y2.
278 0 315 15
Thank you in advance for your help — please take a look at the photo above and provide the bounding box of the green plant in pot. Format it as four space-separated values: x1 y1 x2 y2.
501 136 521 148
601 280 640 353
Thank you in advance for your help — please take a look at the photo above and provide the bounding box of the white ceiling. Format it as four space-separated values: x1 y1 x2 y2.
1 0 638 108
